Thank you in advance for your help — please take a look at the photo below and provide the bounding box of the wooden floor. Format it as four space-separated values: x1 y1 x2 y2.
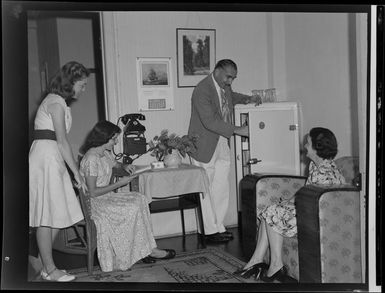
52 226 248 271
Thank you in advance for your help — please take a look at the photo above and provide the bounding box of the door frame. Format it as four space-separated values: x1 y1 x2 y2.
30 10 106 121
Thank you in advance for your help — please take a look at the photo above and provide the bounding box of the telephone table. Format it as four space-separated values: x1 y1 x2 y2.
138 164 210 248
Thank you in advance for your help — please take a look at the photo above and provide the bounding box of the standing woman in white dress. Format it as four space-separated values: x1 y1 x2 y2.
29 61 90 282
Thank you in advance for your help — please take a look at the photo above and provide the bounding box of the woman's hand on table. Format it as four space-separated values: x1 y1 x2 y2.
123 164 136 176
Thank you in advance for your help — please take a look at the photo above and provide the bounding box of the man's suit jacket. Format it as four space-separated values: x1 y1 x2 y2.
188 74 251 163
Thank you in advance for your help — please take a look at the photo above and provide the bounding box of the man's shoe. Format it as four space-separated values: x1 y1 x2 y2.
219 231 234 239
205 233 231 243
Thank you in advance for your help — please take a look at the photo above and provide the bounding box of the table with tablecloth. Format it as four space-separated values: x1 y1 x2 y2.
138 163 210 202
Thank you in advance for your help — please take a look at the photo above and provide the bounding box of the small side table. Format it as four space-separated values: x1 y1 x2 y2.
138 164 210 248
149 193 206 248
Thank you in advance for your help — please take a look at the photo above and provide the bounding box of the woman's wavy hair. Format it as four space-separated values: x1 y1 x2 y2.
80 120 121 155
309 127 338 159
47 61 90 101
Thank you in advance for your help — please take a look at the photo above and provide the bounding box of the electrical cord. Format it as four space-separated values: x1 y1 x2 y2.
112 116 125 160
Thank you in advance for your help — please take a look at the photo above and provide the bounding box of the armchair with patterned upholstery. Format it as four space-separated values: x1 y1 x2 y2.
240 156 362 283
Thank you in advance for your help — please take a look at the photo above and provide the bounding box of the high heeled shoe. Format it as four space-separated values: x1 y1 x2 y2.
260 266 298 283
233 262 268 279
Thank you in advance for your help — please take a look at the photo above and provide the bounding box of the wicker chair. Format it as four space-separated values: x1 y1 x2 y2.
52 188 97 275
53 163 140 275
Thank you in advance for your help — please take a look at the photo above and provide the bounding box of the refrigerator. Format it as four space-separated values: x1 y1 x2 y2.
234 101 301 209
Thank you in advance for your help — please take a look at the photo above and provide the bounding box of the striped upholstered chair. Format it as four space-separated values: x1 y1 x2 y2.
295 156 362 283
240 156 362 283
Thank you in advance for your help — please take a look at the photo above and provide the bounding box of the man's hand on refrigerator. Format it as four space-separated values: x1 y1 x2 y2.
250 94 262 106
234 125 249 137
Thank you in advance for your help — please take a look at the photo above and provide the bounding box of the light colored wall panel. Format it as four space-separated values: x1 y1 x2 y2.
284 13 353 158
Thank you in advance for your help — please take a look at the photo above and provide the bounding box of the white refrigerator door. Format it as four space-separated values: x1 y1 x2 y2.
248 105 300 175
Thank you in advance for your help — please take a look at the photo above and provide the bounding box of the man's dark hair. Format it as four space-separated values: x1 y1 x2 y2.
214 59 237 71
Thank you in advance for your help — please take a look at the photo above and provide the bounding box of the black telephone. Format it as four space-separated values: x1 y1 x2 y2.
119 113 147 163
121 113 145 127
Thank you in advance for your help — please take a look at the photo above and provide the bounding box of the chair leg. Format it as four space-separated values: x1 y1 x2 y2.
180 209 186 237
196 195 206 248
88 249 97 275
87 232 94 275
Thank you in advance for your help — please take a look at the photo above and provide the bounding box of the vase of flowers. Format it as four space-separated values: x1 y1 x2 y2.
163 148 182 168
148 130 198 168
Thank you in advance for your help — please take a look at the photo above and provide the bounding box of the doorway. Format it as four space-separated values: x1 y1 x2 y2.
28 11 105 157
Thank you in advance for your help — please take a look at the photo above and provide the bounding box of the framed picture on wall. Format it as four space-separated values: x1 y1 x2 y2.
176 28 216 87
136 57 174 111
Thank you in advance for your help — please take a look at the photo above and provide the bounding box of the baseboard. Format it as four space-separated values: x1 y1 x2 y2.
153 225 239 240
154 230 198 240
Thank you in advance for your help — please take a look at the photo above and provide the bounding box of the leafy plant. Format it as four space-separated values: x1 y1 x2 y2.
147 129 198 161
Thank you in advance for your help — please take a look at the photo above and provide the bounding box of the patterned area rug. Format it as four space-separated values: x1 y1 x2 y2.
68 248 261 283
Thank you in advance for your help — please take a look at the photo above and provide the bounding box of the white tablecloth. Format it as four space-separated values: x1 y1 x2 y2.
138 164 210 203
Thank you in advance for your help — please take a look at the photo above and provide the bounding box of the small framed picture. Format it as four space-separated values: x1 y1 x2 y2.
136 57 174 111
140 61 169 87
176 28 216 87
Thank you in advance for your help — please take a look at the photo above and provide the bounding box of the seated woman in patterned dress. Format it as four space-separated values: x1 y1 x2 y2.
234 127 346 282
79 120 176 272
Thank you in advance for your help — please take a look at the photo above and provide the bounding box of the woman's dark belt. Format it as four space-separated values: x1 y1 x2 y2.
33 129 56 141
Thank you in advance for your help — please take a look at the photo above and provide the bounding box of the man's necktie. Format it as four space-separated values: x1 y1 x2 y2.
221 89 232 123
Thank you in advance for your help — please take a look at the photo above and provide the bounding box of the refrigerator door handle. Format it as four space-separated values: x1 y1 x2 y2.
248 158 262 165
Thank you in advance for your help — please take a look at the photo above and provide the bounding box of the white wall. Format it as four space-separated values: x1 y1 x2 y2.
102 11 362 237
283 13 355 157
106 12 269 137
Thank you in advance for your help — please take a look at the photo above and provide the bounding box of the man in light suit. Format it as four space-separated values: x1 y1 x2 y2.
188 59 262 243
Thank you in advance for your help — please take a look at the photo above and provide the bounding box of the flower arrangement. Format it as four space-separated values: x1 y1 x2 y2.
147 129 198 161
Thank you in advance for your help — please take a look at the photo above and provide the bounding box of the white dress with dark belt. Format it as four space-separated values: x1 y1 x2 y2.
29 94 84 228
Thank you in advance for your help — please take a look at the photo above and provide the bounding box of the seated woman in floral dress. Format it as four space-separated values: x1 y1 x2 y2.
234 127 346 282
79 120 176 272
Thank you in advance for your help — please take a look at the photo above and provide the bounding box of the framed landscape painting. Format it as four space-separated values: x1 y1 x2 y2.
176 28 216 87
